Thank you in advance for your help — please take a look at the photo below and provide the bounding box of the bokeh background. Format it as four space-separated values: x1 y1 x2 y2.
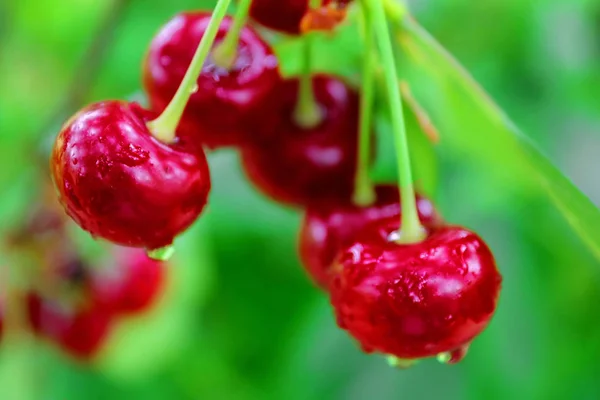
1 0 600 399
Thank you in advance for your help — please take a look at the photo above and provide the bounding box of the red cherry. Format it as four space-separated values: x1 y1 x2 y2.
241 75 360 207
299 185 442 289
143 13 280 150
27 293 113 359
330 220 502 361
50 100 211 249
249 0 334 34
92 248 165 314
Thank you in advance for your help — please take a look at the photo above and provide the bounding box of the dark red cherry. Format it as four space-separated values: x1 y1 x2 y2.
143 12 280 150
330 220 502 361
92 247 165 314
299 185 442 289
50 100 211 249
27 293 113 359
241 75 360 207
249 0 334 34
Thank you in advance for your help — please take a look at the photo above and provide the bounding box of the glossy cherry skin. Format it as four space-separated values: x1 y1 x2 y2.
92 248 165 314
50 100 211 249
299 185 442 289
241 75 360 207
27 293 113 359
249 0 333 35
330 220 502 360
144 13 280 150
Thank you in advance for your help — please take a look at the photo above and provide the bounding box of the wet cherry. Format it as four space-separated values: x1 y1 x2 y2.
249 0 337 35
27 293 113 359
299 185 442 289
50 100 211 250
241 75 361 207
144 12 280 150
330 219 502 361
92 248 165 314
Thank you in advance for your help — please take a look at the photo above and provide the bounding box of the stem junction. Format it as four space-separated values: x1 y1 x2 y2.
147 0 232 143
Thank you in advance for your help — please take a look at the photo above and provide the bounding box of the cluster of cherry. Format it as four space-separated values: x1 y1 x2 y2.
4 191 165 359
45 0 502 366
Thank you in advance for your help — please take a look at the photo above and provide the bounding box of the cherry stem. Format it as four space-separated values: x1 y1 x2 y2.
213 0 252 68
368 0 425 244
352 5 376 206
147 0 232 143
293 0 323 129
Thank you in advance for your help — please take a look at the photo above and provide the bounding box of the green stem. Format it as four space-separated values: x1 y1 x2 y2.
293 0 323 129
213 0 252 68
352 4 376 206
368 0 425 244
147 0 232 143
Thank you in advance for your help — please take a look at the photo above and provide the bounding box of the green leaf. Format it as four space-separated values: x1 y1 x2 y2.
393 16 600 261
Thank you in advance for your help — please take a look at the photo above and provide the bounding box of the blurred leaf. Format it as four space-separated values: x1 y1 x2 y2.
394 16 600 262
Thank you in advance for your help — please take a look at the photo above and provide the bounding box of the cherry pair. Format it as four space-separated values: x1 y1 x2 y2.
145 12 362 207
299 185 502 363
28 248 164 359
51 8 363 252
52 9 279 251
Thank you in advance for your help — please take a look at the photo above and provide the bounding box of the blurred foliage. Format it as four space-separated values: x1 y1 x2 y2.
0 0 599 399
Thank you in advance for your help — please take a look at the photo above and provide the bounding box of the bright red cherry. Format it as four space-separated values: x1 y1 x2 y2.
330 219 502 361
50 100 211 250
27 293 113 359
299 185 442 289
143 12 280 150
92 248 165 314
241 75 360 207
249 0 336 34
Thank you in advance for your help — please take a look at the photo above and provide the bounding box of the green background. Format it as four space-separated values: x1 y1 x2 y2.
1 0 599 399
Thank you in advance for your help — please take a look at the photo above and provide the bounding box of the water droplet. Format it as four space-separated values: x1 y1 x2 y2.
386 356 417 369
72 158 78 165
147 245 175 261
437 344 470 364
437 352 452 364
387 230 401 242
190 84 199 94
117 143 149 166
96 155 112 177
